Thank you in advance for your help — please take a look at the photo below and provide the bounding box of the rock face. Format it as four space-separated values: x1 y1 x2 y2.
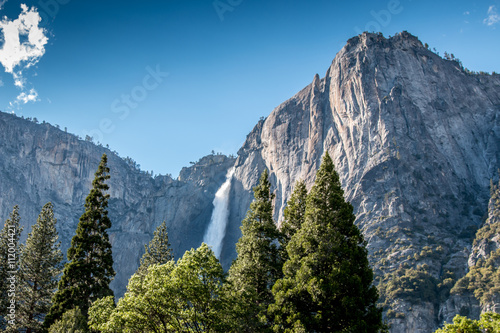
221 32 500 332
444 178 500 322
1 31 499 332
468 179 500 268
0 113 235 296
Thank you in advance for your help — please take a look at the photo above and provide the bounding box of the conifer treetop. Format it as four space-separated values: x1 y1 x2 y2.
45 154 115 329
18 202 63 332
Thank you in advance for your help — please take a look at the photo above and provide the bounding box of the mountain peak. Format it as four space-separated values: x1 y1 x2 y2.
228 31 500 332
345 31 424 51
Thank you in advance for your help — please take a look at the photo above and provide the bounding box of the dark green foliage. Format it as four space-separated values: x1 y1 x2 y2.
17 202 63 332
45 154 115 328
136 220 173 276
0 206 23 330
279 180 307 254
379 264 438 311
270 152 384 332
225 169 282 332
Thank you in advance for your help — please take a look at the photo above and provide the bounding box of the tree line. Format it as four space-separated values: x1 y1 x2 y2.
0 154 114 332
1 152 387 332
89 152 385 332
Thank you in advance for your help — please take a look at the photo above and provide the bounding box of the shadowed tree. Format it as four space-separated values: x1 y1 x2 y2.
45 154 115 329
224 169 282 332
17 202 63 333
279 180 307 259
270 152 384 332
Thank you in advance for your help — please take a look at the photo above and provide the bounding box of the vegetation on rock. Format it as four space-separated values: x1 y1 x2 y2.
451 178 500 307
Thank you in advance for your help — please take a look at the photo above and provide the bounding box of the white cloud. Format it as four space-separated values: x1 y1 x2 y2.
1 4 47 110
464 11 470 15
484 5 500 26
16 88 38 104
0 4 48 76
13 71 25 88
8 88 39 110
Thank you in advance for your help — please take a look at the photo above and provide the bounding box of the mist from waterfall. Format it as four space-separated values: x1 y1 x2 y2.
202 167 235 258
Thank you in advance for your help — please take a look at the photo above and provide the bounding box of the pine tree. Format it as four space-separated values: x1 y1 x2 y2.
17 202 63 333
136 220 173 276
224 169 282 332
270 152 384 332
45 154 115 329
0 206 23 330
279 180 307 253
87 222 173 332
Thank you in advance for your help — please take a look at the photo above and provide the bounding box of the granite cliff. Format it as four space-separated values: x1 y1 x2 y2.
441 177 500 323
1 31 499 332
0 113 235 296
221 32 500 332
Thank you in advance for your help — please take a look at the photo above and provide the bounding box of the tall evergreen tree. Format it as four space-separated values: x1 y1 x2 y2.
224 169 282 332
45 154 115 329
279 180 307 253
0 206 23 330
17 202 63 333
87 221 173 331
136 220 173 276
270 152 384 332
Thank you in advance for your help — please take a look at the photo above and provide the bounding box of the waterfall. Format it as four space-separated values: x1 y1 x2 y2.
202 167 235 258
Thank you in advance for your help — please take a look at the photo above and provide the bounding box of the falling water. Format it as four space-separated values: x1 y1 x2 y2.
202 167 235 258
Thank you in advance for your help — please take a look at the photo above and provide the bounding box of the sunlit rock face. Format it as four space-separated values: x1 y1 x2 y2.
223 32 500 332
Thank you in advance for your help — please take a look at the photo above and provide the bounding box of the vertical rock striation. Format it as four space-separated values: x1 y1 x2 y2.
223 32 500 332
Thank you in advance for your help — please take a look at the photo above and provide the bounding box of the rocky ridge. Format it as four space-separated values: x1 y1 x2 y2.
0 112 235 296
222 32 500 332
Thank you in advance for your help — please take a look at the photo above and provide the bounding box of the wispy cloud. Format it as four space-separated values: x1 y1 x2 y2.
463 11 470 15
8 88 39 110
0 0 7 10
484 5 500 26
16 88 38 103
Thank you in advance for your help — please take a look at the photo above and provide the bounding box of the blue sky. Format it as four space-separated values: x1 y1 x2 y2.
1 0 499 177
